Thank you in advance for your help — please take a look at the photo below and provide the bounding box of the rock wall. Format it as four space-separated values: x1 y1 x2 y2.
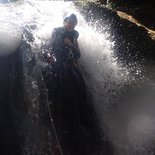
98 0 155 30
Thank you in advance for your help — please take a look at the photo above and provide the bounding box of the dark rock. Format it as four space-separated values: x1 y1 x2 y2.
99 0 155 30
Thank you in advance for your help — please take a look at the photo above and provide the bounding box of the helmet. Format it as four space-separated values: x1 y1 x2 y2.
63 13 78 25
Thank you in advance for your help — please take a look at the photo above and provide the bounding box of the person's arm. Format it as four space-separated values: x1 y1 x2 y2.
73 31 81 59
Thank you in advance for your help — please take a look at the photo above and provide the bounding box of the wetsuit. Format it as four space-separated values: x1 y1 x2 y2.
45 27 82 103
50 27 80 63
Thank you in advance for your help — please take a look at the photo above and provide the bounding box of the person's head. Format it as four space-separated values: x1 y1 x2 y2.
63 14 78 32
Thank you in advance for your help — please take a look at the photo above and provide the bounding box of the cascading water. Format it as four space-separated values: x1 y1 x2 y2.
1 0 155 155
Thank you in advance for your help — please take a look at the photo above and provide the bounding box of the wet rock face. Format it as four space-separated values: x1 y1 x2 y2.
76 2 155 64
98 0 155 30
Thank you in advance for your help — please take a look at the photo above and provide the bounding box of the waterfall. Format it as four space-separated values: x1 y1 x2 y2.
1 0 155 154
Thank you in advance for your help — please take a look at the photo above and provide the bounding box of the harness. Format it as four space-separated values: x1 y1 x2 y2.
52 27 79 63
64 33 77 60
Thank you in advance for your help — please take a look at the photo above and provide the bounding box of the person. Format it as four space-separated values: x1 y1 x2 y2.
43 14 103 154
44 13 86 103
49 13 81 64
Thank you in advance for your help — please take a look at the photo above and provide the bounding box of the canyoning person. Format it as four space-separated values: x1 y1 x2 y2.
41 13 88 153
49 13 80 65
42 13 105 154
43 13 86 104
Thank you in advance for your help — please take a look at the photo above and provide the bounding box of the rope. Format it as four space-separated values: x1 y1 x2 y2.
36 65 64 155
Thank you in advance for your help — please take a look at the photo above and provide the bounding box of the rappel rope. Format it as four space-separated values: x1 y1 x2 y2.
36 65 64 155
6 0 64 154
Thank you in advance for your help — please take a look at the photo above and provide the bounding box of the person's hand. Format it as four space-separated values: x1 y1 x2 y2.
64 38 73 47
